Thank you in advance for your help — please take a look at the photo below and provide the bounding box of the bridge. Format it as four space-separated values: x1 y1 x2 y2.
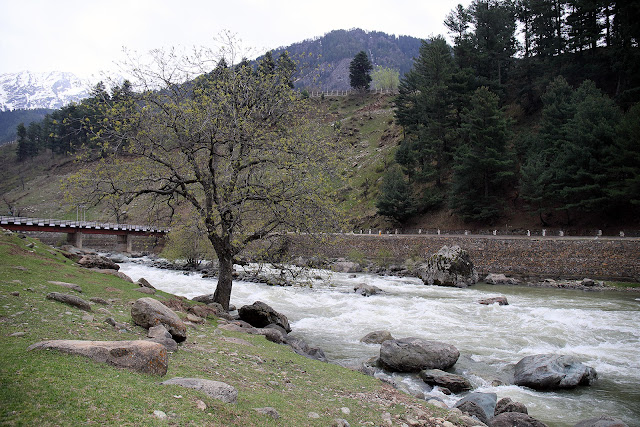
0 216 169 252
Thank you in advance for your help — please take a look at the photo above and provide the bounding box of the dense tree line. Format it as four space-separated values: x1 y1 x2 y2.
379 0 640 224
14 81 133 161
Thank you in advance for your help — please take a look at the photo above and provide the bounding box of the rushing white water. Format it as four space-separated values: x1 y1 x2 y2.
119 260 640 427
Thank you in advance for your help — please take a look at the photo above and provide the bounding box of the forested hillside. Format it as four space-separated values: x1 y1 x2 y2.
379 0 640 228
265 29 422 91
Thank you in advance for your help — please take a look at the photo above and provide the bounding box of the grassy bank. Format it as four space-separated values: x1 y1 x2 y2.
0 230 457 426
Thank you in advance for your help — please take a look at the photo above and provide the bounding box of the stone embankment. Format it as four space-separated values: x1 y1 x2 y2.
287 234 640 281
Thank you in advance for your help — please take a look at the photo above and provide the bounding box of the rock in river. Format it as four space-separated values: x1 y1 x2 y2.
418 245 478 288
379 337 459 372
514 354 597 390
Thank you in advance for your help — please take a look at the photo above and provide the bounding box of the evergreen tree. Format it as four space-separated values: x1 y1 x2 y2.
520 76 575 217
449 86 514 222
15 123 29 161
471 0 519 88
551 80 622 217
376 165 415 222
395 37 459 188
349 51 373 92
605 103 640 209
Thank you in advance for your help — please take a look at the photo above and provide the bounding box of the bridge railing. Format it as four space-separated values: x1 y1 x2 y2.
0 216 169 233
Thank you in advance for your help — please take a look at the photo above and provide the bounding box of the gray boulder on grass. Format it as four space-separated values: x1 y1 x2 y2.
379 337 459 372
160 377 237 403
238 301 291 332
514 354 597 390
418 246 478 288
136 277 155 289
47 281 83 293
77 254 120 270
27 339 168 375
46 292 92 311
131 297 187 342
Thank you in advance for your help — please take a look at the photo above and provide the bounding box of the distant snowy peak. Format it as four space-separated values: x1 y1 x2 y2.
0 71 90 111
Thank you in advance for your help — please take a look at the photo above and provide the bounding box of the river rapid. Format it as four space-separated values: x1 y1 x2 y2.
118 260 640 427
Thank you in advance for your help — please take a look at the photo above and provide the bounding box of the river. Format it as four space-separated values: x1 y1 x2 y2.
118 260 640 426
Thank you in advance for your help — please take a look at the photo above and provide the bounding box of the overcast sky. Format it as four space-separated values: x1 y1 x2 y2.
0 0 471 79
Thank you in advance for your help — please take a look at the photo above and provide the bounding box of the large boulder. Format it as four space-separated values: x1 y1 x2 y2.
419 369 472 393
131 297 187 343
161 377 237 403
379 337 459 372
77 254 120 271
27 339 168 375
455 392 497 422
418 246 478 288
489 412 548 427
238 301 291 332
514 354 597 390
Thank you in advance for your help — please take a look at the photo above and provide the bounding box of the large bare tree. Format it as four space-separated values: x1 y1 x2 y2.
69 39 342 309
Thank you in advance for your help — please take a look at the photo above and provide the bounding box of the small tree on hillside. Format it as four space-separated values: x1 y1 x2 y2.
349 51 373 92
371 66 399 91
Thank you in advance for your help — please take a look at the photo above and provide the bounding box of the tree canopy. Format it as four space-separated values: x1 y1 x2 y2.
67 40 343 309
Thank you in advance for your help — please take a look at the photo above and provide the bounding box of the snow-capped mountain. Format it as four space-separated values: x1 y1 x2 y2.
0 71 90 111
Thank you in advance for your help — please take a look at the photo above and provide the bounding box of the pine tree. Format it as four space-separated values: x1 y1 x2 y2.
376 166 415 222
395 37 459 187
449 86 514 222
15 123 29 161
551 80 622 216
349 51 373 92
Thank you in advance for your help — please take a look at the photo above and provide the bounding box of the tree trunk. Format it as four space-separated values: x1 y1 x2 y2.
213 249 234 311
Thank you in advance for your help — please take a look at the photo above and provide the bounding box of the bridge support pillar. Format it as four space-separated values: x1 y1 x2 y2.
66 232 83 249
116 234 132 253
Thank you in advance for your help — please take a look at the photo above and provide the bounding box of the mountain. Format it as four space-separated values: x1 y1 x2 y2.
267 29 422 91
0 71 89 111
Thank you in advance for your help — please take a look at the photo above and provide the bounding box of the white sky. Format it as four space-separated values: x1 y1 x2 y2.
0 0 471 79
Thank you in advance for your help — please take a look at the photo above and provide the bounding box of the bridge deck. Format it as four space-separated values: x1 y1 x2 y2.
0 216 169 236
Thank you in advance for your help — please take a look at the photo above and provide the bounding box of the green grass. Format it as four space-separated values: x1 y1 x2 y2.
0 231 454 426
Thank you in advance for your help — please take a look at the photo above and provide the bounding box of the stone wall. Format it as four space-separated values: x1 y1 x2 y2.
286 234 640 281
